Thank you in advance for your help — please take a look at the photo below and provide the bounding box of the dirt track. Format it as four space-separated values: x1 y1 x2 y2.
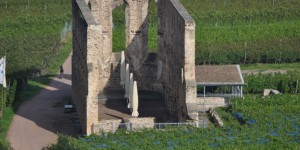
7 55 79 150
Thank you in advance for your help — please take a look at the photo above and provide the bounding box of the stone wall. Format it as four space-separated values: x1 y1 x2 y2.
125 0 149 72
157 0 197 121
89 0 120 94
101 52 123 92
90 0 113 60
93 118 155 133
124 117 155 130
131 53 162 92
72 0 101 135
196 97 226 111
93 119 122 133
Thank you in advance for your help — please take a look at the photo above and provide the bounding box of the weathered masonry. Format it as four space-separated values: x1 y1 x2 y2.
72 0 198 135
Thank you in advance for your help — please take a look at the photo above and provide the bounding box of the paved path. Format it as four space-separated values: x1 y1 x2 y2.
7 55 79 150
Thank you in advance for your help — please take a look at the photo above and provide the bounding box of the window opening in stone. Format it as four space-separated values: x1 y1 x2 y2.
88 2 91 10
112 2 126 52
148 0 157 52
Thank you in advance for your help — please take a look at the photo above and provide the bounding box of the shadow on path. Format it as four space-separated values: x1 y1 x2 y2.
7 55 81 150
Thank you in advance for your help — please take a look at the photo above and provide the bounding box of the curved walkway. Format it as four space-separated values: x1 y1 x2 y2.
7 55 79 150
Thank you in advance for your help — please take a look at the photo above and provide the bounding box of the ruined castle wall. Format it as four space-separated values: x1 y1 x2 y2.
137 53 162 92
72 0 101 135
101 52 123 92
157 0 197 121
125 0 148 72
90 0 113 61
89 0 123 94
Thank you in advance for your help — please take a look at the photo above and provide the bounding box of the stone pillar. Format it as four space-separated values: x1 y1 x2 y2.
124 64 130 98
132 81 139 117
125 0 148 72
120 51 125 86
90 0 113 61
100 0 113 61
184 17 197 121
184 21 196 101
128 73 133 109
86 24 102 135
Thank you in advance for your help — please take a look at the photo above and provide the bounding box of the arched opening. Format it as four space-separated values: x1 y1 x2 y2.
112 0 157 52
112 1 126 52
148 0 158 52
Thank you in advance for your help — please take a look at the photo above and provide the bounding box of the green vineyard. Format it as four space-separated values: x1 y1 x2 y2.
0 0 71 77
47 94 300 149
112 0 300 64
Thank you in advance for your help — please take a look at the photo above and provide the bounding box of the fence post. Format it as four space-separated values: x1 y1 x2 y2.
244 42 247 64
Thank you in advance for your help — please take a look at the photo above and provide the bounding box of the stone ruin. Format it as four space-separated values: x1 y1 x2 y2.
72 0 198 135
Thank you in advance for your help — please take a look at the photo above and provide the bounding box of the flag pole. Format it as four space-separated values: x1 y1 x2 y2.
1 86 3 119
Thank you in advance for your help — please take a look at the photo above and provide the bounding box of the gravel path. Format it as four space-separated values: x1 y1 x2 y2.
7 55 79 150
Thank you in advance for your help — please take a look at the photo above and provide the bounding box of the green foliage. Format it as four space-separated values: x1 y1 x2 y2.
241 62 300 71
45 135 90 150
112 4 126 52
0 80 17 118
49 94 300 149
112 0 157 52
0 0 71 78
0 0 71 148
0 34 71 148
244 71 300 94
113 0 300 64
181 0 300 64
0 107 14 149
0 142 10 150
6 80 17 107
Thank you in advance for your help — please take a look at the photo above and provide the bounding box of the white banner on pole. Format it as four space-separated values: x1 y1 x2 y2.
0 56 6 88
